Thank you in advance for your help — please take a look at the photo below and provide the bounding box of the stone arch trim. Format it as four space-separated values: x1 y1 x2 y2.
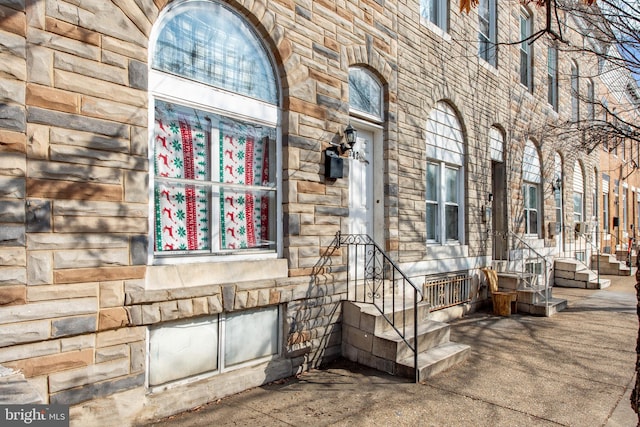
343 45 397 92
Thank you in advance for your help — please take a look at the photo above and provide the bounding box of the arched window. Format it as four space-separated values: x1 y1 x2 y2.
349 67 383 121
426 102 464 244
522 140 541 235
489 126 504 162
149 0 280 258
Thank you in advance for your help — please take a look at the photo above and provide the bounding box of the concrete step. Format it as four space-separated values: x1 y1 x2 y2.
588 278 611 289
343 299 430 335
373 320 450 361
524 297 568 316
397 342 471 381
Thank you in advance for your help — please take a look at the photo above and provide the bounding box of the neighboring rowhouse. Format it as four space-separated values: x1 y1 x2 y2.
0 0 634 425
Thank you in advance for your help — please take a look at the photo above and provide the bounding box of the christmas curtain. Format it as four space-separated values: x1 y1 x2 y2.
154 102 210 252
219 123 269 250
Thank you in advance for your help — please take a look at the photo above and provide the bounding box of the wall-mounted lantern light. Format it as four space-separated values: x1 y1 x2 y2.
325 124 358 179
551 176 562 191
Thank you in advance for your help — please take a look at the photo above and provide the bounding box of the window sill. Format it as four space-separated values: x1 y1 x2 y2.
145 258 288 290
419 18 451 42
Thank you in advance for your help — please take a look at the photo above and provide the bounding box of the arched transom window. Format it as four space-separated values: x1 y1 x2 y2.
349 67 383 120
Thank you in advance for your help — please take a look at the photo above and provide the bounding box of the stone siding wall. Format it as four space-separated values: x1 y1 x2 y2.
0 0 615 424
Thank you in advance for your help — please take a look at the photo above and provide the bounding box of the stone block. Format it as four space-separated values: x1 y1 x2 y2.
53 248 129 269
0 247 25 266
0 199 24 223
53 266 145 285
60 335 95 352
0 51 26 81
141 304 160 324
28 28 100 61
50 372 144 406
27 106 129 138
45 16 101 46
177 299 193 317
26 282 98 302
25 199 51 232
234 291 248 309
80 96 147 126
99 281 124 308
0 297 97 325
53 214 148 234
125 305 142 325
27 160 122 186
124 170 148 203
26 84 79 114
0 77 25 105
0 176 24 198
159 300 180 321
0 266 26 285
128 59 147 90
192 297 208 316
0 284 26 306
129 341 145 374
207 295 222 314
0 319 49 347
26 251 52 285
26 45 52 86
0 224 24 246
96 326 145 348
95 344 128 364
54 69 146 106
0 340 58 365
6 348 93 378
51 315 97 338
222 285 235 311
0 103 25 132
130 235 148 266
98 307 129 331
49 358 131 393
49 127 129 153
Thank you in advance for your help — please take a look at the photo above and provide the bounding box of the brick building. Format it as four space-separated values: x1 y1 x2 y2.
0 0 636 425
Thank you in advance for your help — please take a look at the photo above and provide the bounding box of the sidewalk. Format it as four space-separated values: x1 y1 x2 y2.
143 275 638 427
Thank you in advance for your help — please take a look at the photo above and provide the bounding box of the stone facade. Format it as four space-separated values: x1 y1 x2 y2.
0 0 635 425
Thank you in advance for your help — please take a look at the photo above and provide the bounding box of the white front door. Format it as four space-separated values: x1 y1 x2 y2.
349 129 374 237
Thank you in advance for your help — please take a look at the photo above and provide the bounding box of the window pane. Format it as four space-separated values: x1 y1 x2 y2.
153 1 277 104
445 167 458 203
426 163 438 201
155 183 210 252
426 202 438 241
149 317 219 386
349 68 382 119
528 185 537 209
445 205 458 241
154 100 210 181
573 193 583 217
528 209 538 233
220 189 275 250
225 307 278 366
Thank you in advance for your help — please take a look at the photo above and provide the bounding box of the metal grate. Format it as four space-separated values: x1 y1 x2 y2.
423 272 471 311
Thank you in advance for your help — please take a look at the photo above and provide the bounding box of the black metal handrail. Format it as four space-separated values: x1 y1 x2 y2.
336 232 423 383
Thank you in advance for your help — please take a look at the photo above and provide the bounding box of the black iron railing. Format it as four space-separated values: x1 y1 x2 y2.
336 232 423 383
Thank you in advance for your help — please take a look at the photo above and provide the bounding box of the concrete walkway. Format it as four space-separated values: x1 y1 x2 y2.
144 275 638 427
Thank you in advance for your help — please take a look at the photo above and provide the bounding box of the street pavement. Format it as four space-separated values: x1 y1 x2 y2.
143 274 638 427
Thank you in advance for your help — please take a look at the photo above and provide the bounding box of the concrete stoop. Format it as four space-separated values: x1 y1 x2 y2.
342 300 470 382
592 253 631 276
496 271 568 316
554 259 612 289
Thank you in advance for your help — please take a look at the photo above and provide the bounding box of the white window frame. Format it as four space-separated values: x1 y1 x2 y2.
520 8 533 92
148 305 282 391
421 0 449 31
426 161 462 244
547 46 558 111
478 0 497 66
147 0 282 265
523 182 540 235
